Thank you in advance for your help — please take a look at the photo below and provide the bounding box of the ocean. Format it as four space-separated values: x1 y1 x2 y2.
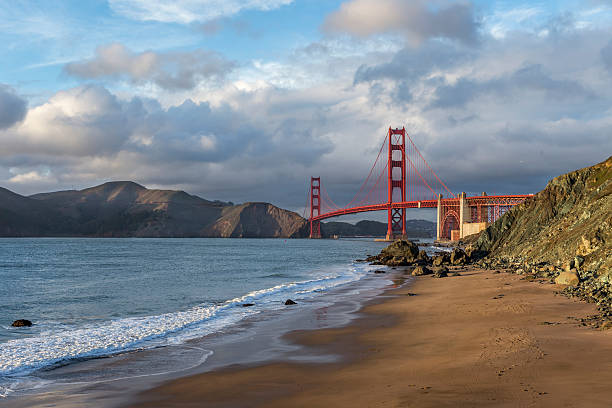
0 237 400 398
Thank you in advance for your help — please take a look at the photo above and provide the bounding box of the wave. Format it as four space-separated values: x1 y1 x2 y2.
0 263 374 379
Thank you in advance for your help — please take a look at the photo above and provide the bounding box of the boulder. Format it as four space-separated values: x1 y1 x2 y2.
417 250 430 262
380 240 419 262
412 265 432 276
432 253 450 266
433 267 449 278
11 319 32 327
450 248 469 265
555 270 580 286
284 299 297 305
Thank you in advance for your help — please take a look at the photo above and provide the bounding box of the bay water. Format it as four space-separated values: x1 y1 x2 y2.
0 237 397 397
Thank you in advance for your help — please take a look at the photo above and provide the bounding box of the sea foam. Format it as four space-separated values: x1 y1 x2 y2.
0 263 373 379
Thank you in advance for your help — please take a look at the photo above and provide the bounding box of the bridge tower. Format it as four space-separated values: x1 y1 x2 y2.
309 177 321 239
386 127 407 240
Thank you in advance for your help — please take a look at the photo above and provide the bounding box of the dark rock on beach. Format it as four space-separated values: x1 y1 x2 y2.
433 268 448 278
412 266 432 276
242 303 255 307
432 253 450 267
366 240 420 266
450 248 469 265
11 319 32 327
284 299 297 305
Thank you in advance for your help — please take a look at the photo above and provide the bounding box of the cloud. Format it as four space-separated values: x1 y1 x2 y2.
429 64 595 109
64 43 235 90
108 0 293 24
322 0 479 45
0 85 27 130
0 84 337 205
602 39 612 72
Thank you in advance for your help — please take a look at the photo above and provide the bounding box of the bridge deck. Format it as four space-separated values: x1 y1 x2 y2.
309 195 531 222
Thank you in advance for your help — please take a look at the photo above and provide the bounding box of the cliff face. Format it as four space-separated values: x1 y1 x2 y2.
0 182 306 238
476 156 612 280
205 202 307 238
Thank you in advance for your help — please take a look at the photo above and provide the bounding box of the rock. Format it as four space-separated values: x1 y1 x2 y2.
574 256 584 268
450 248 468 265
417 250 430 262
11 319 32 327
380 240 419 263
555 271 580 286
284 299 297 305
411 265 432 276
433 267 449 278
374 269 386 274
432 254 450 266
242 303 255 307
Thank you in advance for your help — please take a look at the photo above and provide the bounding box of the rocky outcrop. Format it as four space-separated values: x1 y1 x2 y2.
367 240 420 266
450 248 469 265
412 265 432 276
476 156 611 281
474 156 612 328
432 254 450 266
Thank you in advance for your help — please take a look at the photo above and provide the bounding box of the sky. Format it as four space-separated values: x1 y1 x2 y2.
1 0 611 221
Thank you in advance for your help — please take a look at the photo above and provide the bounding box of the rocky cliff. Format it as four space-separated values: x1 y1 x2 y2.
475 156 611 281
0 181 306 238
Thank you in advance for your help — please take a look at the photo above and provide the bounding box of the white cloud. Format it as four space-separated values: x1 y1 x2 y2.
8 170 52 184
65 43 235 90
108 0 294 24
322 0 479 45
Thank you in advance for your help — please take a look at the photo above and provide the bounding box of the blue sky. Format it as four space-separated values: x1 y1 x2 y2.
0 0 611 220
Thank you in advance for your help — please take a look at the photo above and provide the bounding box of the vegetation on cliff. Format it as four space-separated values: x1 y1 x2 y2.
475 156 611 280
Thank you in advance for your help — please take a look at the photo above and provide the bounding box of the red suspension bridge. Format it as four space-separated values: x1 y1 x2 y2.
306 127 532 241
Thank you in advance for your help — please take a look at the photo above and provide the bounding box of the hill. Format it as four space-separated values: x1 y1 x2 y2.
0 181 307 238
321 219 435 238
475 156 611 280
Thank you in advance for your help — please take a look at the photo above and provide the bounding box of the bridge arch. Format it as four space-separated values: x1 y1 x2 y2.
441 211 459 240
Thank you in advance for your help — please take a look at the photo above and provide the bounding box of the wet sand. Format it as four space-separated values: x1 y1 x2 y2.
127 268 612 407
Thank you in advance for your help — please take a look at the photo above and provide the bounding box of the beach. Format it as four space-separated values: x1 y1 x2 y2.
127 266 612 408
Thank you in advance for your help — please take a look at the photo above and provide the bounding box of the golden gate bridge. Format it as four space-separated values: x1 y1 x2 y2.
306 127 532 241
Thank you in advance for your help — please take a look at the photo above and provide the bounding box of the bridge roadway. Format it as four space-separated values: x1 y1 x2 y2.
310 194 530 222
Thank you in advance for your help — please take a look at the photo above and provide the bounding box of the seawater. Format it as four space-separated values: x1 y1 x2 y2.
0 237 393 397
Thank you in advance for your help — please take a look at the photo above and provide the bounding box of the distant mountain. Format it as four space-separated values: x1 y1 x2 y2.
0 181 307 238
321 219 435 238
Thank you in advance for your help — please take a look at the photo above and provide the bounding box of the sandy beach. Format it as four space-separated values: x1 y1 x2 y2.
127 267 612 408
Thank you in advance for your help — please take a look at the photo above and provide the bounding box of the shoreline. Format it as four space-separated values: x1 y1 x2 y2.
0 261 398 407
126 266 612 408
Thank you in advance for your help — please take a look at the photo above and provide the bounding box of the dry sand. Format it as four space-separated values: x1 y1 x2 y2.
127 268 612 407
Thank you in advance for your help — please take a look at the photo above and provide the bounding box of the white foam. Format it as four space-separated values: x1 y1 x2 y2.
0 263 374 380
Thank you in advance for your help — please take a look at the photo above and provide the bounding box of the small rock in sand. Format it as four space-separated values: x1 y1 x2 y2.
242 303 255 307
284 299 297 305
